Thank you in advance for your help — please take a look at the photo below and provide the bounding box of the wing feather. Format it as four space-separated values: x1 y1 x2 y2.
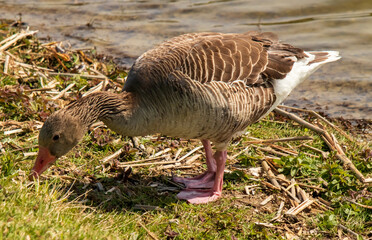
123 32 307 92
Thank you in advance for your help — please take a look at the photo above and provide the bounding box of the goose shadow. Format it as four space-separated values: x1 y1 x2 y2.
60 172 180 212
54 167 248 213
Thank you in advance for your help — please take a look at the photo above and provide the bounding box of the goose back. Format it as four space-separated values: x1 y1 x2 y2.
123 31 307 93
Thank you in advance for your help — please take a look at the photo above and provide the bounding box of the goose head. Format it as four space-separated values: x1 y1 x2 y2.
29 110 87 179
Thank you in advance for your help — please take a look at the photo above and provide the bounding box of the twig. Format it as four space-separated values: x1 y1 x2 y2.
185 154 202 165
157 162 181 170
88 67 108 78
301 143 329 159
95 182 104 191
120 160 178 168
290 179 296 197
270 201 285 222
257 146 289 157
23 152 38 157
24 86 56 92
100 148 123 164
152 148 171 157
260 195 274 206
310 112 353 142
281 185 301 203
4 128 24 135
173 148 183 160
254 222 281 229
3 54 10 74
364 178 372 183
45 79 59 88
23 78 57 92
0 142 5 154
41 41 61 47
276 175 291 185
0 32 19 46
274 108 325 135
285 199 314 215
82 81 103 97
245 184 260 195
52 83 76 100
285 180 297 192
138 221 159 240
12 59 53 71
318 197 332 207
246 136 313 144
345 198 372 210
0 30 38 52
261 181 280 190
313 200 330 211
337 224 361 239
324 132 367 183
269 144 298 156
278 105 353 141
49 72 108 80
297 182 326 191
231 146 250 159
264 157 281 172
3 50 22 63
261 160 281 188
177 146 203 162
173 165 194 169
296 185 308 201
121 155 171 166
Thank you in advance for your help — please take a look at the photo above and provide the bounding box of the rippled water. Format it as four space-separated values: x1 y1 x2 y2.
0 0 371 119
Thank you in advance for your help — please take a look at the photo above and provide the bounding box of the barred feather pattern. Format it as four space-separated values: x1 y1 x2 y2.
63 74 273 150
124 31 306 92
61 76 275 150
65 92 136 126
62 32 320 150
141 71 276 149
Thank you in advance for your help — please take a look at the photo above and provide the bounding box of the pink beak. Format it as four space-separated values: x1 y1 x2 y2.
29 146 56 180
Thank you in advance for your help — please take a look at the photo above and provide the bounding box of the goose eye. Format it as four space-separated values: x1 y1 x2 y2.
52 135 60 141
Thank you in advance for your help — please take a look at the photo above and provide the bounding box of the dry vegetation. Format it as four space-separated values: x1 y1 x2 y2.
0 20 371 239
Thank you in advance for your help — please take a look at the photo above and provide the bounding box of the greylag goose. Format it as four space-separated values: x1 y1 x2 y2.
30 31 340 204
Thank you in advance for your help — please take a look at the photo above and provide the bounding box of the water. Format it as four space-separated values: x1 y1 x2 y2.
0 0 371 119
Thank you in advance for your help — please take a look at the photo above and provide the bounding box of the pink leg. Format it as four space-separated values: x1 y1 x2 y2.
173 140 216 189
177 150 227 204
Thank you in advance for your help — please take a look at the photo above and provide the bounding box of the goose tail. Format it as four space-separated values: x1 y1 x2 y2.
306 50 341 66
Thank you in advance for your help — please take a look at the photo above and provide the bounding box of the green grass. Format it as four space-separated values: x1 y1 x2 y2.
1 118 370 239
0 20 371 239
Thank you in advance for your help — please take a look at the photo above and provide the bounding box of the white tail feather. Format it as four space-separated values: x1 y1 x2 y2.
260 50 341 119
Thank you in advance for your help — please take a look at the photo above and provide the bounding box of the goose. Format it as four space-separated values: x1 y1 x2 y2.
30 31 340 204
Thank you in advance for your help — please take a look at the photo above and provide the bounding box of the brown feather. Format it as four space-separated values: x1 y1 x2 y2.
123 31 307 92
